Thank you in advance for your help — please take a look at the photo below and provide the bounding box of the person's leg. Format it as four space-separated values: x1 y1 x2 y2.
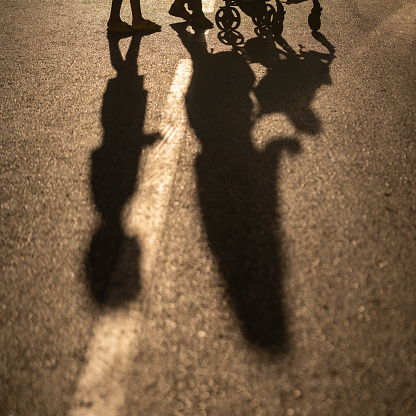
188 0 213 27
129 0 144 26
188 0 201 13
108 0 124 27
171 0 187 8
169 0 192 21
130 0 161 29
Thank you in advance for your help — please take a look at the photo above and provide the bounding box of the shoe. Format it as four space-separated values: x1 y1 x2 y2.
132 20 162 31
107 21 135 33
191 13 214 27
169 4 192 21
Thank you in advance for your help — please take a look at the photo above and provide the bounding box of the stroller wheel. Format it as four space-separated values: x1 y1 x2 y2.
215 7 241 31
254 25 270 39
252 4 275 28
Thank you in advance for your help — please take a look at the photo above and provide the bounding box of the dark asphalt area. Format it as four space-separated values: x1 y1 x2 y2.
1 0 415 415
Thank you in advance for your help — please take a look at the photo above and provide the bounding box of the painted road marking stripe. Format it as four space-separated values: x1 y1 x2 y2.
203 0 216 13
69 58 193 416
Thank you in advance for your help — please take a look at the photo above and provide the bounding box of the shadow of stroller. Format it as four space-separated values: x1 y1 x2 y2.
85 33 158 307
172 23 302 351
248 32 336 135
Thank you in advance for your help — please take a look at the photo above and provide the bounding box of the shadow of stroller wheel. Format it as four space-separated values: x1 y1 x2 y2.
218 29 245 46
215 7 241 30
254 25 270 39
252 4 275 27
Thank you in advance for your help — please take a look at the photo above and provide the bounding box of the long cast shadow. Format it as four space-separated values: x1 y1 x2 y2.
249 32 336 134
173 24 334 351
172 24 296 351
85 33 157 306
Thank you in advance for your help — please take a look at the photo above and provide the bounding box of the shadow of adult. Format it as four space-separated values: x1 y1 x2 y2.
86 33 157 307
172 23 301 351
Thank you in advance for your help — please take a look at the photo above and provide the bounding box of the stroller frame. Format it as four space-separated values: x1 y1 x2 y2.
215 0 322 39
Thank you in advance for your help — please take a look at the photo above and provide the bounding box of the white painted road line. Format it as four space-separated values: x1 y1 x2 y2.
69 59 193 416
202 0 216 14
127 59 193 278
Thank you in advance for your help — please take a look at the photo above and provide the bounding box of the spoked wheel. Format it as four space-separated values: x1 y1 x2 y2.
254 25 270 39
252 4 276 38
308 6 322 31
252 4 275 28
215 7 241 31
218 29 245 46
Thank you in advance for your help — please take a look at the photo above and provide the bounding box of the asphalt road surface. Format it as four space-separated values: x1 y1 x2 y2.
1 0 415 415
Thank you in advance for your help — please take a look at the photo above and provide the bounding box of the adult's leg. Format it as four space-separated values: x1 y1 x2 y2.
188 0 202 13
129 0 144 26
189 0 213 27
169 0 192 21
108 0 124 27
130 0 161 29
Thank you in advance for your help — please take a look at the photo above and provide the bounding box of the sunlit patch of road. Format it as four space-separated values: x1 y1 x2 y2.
69 59 193 416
